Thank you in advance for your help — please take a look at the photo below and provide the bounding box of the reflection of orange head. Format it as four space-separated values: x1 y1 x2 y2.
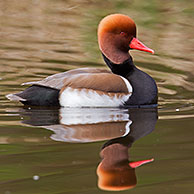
97 162 137 191
97 158 154 191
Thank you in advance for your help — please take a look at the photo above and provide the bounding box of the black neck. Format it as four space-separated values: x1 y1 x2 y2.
102 53 158 106
102 53 135 77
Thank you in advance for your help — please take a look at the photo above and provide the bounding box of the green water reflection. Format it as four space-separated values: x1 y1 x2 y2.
0 0 194 193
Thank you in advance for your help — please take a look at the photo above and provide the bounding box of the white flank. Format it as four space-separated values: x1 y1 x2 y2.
119 76 133 93
59 87 131 107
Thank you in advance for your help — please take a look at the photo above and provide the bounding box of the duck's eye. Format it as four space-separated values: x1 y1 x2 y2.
120 32 126 36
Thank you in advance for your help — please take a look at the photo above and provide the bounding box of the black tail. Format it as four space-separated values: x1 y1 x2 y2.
7 85 60 106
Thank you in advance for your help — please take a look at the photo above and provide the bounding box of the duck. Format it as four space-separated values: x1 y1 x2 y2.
6 14 158 108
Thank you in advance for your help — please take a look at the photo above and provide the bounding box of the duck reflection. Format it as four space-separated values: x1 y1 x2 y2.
22 108 132 142
20 107 157 191
97 108 157 191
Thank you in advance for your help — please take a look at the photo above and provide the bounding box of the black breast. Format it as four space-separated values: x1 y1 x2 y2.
102 53 158 106
125 67 158 106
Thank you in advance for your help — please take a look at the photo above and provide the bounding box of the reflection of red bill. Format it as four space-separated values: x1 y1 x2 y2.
129 158 154 168
97 158 154 191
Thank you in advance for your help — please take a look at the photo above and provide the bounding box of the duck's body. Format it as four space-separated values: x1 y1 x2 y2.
6 14 158 107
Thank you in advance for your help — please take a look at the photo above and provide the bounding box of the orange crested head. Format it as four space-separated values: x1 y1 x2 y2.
98 14 154 64
98 14 136 41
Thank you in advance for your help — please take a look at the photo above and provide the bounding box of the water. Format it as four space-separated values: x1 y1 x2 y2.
0 0 194 193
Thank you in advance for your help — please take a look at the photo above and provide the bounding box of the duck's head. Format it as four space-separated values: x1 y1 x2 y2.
98 14 154 64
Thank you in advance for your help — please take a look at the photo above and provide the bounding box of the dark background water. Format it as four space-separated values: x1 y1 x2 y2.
0 0 194 193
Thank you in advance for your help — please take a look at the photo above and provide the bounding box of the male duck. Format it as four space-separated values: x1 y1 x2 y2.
6 14 158 107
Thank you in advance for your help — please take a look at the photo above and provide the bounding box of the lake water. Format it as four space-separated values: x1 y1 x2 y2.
0 0 194 193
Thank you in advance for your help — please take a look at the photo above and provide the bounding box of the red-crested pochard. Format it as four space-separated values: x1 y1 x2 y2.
6 14 158 107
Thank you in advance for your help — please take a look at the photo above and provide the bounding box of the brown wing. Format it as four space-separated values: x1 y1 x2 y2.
22 68 111 90
60 72 130 94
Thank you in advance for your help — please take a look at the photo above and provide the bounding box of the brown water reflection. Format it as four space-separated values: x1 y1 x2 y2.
0 0 194 193
19 107 157 191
